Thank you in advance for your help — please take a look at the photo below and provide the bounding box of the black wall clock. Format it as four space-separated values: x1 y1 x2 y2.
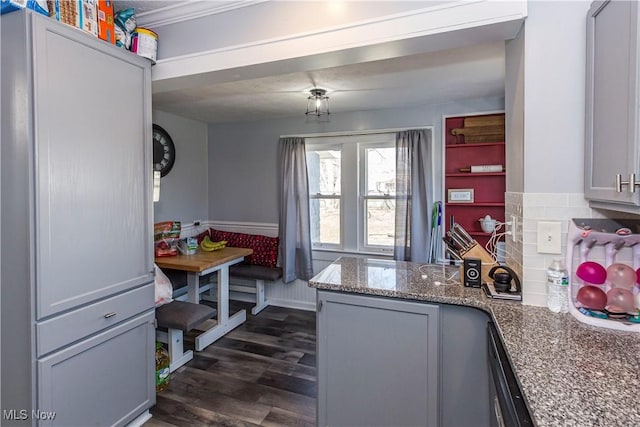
153 124 176 177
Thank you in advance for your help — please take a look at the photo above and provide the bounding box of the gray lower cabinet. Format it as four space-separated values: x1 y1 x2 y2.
439 304 491 427
317 291 491 427
1 9 154 426
37 312 155 427
585 0 640 212
317 291 440 427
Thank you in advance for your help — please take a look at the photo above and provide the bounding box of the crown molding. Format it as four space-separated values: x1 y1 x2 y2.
135 0 267 28
152 0 526 84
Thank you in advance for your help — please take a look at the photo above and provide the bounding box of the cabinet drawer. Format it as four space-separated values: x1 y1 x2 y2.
36 283 154 357
37 311 155 427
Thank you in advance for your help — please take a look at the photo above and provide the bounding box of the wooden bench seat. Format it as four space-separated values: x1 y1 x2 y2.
228 263 283 314
155 300 217 372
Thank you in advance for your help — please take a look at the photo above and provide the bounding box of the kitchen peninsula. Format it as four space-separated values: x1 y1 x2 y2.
310 257 640 427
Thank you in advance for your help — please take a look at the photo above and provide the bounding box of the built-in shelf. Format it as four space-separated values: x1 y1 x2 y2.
444 113 506 250
445 202 505 207
445 172 506 177
446 141 505 148
469 231 494 237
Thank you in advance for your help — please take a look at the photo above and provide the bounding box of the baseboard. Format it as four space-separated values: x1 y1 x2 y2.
212 289 315 313
268 298 316 312
126 410 152 427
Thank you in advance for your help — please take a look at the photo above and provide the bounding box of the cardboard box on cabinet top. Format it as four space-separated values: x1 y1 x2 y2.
48 0 98 37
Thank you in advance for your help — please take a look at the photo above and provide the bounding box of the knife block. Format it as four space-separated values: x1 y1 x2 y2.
459 243 499 285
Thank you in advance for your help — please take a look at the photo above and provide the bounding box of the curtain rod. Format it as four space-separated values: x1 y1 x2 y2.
280 125 434 139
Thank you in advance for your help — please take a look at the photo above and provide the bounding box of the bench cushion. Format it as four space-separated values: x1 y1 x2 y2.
210 229 279 268
156 300 216 331
162 268 188 288
229 263 283 281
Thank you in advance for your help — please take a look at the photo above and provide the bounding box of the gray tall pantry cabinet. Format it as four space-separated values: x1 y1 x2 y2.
1 10 155 427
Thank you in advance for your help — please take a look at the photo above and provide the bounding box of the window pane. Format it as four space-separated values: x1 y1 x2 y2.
366 199 395 246
310 198 340 245
306 149 341 195
366 147 395 195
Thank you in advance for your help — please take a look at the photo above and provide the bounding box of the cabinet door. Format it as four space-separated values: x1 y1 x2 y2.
585 0 640 206
32 16 153 318
440 304 491 427
317 291 440 427
37 311 155 427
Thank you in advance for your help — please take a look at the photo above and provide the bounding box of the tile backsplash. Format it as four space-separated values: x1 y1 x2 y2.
505 192 593 306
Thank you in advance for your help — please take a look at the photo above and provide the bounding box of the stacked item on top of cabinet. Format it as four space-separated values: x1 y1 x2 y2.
1 9 155 427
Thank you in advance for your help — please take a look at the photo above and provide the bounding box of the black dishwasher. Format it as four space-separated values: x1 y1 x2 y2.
487 322 534 427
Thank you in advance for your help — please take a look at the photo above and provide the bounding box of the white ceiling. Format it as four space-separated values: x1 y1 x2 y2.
114 1 506 124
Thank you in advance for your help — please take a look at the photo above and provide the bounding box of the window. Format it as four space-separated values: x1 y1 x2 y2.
306 133 396 254
306 146 341 246
361 143 396 249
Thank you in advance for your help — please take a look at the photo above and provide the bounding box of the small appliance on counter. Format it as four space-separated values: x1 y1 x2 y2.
445 222 522 301
483 265 522 301
444 222 498 285
567 218 640 331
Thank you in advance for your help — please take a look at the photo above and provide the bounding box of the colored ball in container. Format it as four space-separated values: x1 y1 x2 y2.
606 263 637 289
575 261 607 285
606 288 636 313
576 285 607 310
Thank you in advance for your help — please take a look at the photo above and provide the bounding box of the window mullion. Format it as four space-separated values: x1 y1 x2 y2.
342 143 358 252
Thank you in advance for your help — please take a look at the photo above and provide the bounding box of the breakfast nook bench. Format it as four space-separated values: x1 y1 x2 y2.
155 300 217 372
190 228 282 314
228 263 283 314
161 228 282 315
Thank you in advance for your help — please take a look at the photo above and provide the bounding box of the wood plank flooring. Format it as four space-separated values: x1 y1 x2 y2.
144 301 317 427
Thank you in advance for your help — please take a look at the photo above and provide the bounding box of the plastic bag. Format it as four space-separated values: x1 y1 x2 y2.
114 7 135 48
154 264 173 306
1 0 48 16
154 221 181 257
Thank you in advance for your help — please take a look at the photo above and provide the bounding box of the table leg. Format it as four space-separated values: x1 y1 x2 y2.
194 265 246 351
187 272 200 304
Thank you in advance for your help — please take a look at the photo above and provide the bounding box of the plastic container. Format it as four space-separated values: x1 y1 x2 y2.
547 259 569 313
155 342 170 393
131 27 158 64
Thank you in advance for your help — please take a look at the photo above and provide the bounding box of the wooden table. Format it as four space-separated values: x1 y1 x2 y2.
155 247 253 350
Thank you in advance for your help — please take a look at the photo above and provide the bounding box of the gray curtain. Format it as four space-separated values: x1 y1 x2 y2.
278 137 314 283
394 129 433 262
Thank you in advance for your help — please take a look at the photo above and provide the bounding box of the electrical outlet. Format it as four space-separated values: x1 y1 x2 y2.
510 215 517 242
193 220 201 227
537 221 562 254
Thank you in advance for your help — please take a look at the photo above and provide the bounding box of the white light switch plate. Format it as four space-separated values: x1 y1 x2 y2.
537 221 562 254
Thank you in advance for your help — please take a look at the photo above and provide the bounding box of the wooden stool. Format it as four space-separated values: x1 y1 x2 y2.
155 300 217 372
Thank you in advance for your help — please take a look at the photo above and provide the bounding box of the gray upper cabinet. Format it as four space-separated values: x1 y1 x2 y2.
1 10 155 426
33 17 153 318
585 0 640 211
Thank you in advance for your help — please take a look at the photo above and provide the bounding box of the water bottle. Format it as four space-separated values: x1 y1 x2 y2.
547 259 569 313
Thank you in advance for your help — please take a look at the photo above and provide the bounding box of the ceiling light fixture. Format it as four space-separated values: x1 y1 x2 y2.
305 88 330 117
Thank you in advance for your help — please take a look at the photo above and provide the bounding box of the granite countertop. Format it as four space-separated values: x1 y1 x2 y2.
309 257 640 427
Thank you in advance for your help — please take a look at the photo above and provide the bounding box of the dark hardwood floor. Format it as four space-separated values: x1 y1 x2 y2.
144 301 317 427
